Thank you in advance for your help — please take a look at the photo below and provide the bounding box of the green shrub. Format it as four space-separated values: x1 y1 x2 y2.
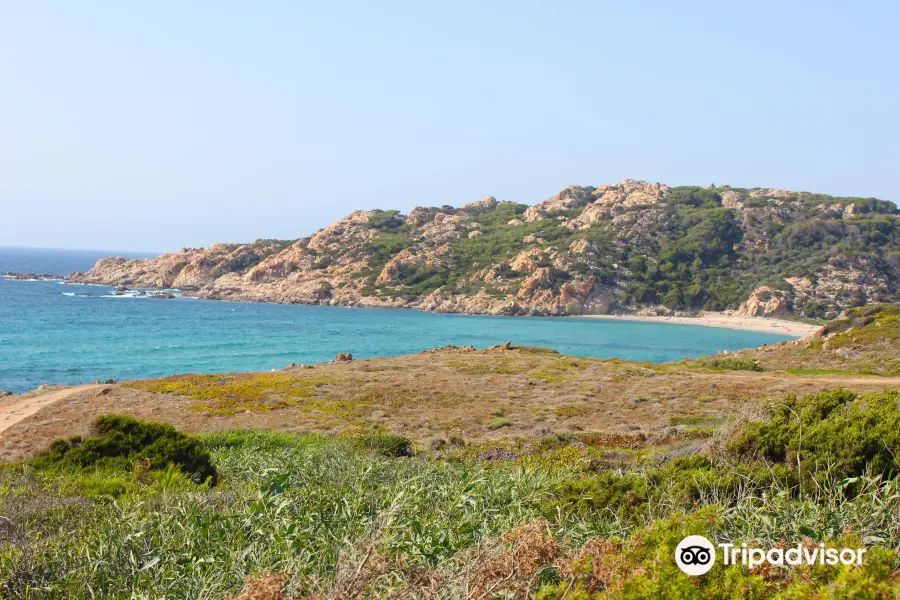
700 357 763 371
32 414 218 484
488 417 512 430
350 434 414 457
549 456 794 522
728 389 900 490
537 508 900 599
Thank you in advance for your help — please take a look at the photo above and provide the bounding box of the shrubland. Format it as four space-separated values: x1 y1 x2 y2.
3 386 900 598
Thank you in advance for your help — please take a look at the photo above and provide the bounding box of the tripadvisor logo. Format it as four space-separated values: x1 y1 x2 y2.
675 535 867 575
676 535 716 575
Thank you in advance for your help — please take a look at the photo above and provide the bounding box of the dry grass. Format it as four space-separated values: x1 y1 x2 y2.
2 344 899 463
227 573 288 600
466 519 561 598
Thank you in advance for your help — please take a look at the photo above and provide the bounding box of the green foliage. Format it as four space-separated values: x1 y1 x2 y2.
549 456 794 522
537 509 900 599
667 186 723 208
728 389 900 489
5 417 900 597
488 417 512 430
0 431 553 597
125 372 332 414
364 209 405 231
810 305 900 366
362 232 414 269
392 263 449 295
618 205 746 310
441 202 574 285
350 433 415 457
699 357 763 371
32 414 218 484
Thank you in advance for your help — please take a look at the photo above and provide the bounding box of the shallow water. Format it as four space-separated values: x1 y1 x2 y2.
0 248 795 393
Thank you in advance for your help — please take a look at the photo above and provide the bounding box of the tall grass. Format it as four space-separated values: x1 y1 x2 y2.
2 425 900 597
0 431 556 598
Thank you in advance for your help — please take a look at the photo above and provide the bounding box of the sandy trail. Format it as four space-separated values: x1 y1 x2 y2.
0 385 105 436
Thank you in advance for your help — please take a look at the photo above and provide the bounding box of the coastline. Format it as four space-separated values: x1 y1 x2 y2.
574 311 820 337
8 273 821 337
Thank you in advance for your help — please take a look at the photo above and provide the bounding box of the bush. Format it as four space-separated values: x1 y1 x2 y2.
700 357 763 371
350 434 414 457
537 508 900 599
549 456 793 522
32 414 218 484
728 389 900 490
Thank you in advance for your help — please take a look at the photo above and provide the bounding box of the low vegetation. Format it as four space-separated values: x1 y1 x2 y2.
350 433 415 458
31 414 218 484
728 389 900 491
697 357 763 372
124 373 333 414
739 305 900 376
3 386 900 598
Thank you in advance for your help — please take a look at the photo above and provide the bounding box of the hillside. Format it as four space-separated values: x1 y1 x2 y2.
71 180 900 318
729 304 900 375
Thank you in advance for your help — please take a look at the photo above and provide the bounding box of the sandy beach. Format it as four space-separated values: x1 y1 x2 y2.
575 311 821 337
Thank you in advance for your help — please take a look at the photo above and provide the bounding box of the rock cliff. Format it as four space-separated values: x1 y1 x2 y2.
71 180 900 318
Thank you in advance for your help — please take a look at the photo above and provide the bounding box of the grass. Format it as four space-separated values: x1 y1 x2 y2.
4 388 900 597
1 431 555 598
746 305 900 377
782 367 858 376
125 373 335 414
553 404 591 418
668 414 718 426
445 358 533 376
529 358 590 382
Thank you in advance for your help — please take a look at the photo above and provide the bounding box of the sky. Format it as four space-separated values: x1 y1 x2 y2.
1 1 898 253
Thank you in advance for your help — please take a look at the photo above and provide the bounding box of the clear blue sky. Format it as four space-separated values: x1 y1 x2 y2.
1 1 898 252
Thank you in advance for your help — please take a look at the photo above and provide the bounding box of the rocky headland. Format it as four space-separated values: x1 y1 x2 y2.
3 272 64 281
69 180 900 318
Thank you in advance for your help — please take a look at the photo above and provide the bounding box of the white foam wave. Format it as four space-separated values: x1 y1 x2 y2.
99 289 184 299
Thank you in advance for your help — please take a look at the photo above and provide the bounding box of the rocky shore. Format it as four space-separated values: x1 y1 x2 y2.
69 180 899 319
3 272 64 281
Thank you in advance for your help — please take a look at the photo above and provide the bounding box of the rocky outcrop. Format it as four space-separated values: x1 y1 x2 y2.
2 272 64 280
737 286 791 317
70 180 900 318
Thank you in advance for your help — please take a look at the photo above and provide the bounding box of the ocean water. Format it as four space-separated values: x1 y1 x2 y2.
0 248 796 393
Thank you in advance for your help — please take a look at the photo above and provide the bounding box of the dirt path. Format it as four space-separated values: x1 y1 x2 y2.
0 385 106 436
766 375 900 386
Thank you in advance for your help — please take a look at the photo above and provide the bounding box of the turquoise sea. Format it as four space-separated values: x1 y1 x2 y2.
0 247 796 393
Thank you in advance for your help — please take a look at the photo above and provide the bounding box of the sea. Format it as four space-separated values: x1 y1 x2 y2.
0 247 796 393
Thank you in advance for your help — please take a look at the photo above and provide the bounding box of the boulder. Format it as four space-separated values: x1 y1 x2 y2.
736 286 791 317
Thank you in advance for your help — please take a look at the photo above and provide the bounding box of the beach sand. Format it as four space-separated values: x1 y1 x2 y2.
574 311 821 337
